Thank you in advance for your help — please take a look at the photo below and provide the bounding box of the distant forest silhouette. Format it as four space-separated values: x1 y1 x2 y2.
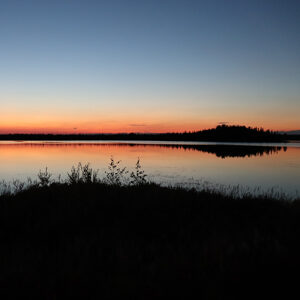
0 125 296 142
0 142 285 158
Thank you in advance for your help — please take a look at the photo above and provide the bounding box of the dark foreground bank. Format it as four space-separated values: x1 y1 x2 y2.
0 182 300 298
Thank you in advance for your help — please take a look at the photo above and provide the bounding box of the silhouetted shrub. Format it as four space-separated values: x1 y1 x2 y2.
130 157 147 185
37 167 52 186
67 162 99 184
104 156 128 185
12 179 25 193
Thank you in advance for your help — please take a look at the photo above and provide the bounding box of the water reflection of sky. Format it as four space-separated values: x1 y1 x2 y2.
0 142 299 198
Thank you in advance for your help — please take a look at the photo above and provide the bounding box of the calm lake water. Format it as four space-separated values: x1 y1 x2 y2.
0 141 299 198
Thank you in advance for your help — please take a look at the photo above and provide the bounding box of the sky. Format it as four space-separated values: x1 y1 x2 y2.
1 0 300 133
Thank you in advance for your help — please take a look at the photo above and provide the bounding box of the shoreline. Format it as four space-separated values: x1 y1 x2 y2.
0 181 299 298
0 125 295 143
0 135 292 143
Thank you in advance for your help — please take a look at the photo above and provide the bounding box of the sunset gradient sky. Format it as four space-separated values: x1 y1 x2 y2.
1 0 300 133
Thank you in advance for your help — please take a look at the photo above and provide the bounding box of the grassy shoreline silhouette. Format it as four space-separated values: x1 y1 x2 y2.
0 161 299 298
0 125 296 142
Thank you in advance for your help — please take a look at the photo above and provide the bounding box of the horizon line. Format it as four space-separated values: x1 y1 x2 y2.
0 125 299 136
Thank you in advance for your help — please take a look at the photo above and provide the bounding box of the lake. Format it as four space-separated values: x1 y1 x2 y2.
0 141 299 198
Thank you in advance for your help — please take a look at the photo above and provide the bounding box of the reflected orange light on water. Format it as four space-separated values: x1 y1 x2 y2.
0 142 299 198
0 143 214 173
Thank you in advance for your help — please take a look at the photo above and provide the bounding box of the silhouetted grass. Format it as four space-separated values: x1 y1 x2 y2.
0 162 299 298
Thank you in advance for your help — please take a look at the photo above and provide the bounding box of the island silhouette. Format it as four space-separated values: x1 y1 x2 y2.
0 125 294 142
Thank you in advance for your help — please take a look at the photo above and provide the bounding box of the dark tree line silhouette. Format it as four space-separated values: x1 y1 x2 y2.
0 125 292 142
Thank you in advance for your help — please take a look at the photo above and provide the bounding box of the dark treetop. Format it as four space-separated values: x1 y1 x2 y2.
0 125 291 142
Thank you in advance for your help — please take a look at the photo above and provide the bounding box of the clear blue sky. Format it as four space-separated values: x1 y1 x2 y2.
1 0 300 133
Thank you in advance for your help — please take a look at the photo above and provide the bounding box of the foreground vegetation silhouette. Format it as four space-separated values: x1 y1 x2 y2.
0 125 294 142
0 160 299 298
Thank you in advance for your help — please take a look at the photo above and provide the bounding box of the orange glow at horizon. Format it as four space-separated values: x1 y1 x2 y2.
0 115 211 134
1 107 299 134
0 120 298 134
